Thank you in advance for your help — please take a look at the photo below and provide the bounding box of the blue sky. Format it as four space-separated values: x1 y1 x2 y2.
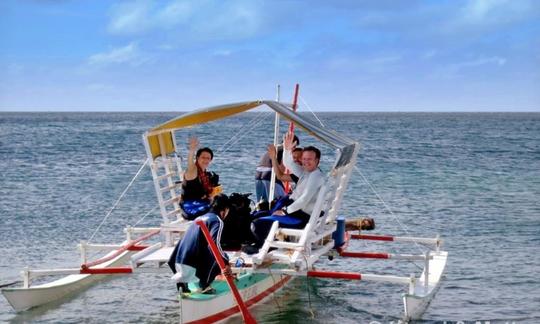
1 0 539 111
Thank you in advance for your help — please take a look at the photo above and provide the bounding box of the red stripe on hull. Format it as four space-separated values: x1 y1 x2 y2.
350 234 394 241
186 276 291 324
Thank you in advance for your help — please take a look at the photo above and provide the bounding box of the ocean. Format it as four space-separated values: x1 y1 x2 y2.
0 111 539 323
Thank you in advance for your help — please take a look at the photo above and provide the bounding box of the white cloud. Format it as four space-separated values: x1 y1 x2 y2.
155 1 192 28
456 0 535 27
455 56 507 68
88 43 147 66
432 56 507 79
107 0 262 40
108 1 152 34
86 83 114 92
213 49 233 57
422 50 437 59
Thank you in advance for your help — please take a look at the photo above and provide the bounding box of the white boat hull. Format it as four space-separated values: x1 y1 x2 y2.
1 250 134 312
403 251 448 320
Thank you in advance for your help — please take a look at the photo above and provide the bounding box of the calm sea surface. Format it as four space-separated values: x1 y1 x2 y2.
0 112 539 323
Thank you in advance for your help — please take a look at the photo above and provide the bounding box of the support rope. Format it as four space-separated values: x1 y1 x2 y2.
216 109 269 154
133 205 159 227
299 95 326 128
302 252 316 320
87 159 149 243
218 111 270 155
354 165 425 256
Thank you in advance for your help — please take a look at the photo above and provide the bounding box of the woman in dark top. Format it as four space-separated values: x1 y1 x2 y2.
180 137 220 220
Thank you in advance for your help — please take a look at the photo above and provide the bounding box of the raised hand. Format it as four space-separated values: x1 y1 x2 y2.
267 144 277 159
188 137 199 151
283 131 296 151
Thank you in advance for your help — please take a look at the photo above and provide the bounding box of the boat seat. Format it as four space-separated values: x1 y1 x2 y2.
251 156 356 269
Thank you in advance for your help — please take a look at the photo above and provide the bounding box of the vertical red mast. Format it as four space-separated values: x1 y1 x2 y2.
284 83 300 193
289 83 300 133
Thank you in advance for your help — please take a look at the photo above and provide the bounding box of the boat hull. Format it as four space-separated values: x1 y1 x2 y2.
403 251 448 320
180 272 292 323
1 251 134 312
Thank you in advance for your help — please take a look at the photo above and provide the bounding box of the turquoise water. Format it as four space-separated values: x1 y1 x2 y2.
0 112 539 323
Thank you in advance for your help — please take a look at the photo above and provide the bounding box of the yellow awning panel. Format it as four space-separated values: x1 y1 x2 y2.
146 101 262 159
145 100 357 160
151 101 262 133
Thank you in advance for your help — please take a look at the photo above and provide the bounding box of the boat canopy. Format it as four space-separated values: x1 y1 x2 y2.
145 100 359 168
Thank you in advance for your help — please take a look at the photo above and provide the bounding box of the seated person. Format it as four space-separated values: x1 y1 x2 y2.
168 194 231 294
251 132 324 248
180 137 220 220
254 135 299 203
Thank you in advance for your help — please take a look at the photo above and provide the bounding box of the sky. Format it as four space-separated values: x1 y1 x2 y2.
0 0 539 112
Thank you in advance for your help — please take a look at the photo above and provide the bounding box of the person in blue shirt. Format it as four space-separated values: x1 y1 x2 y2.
168 194 231 294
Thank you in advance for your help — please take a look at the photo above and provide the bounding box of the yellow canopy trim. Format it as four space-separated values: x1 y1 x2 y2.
146 101 262 159
151 101 262 133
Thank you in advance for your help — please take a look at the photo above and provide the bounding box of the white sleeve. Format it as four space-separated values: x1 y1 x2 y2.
283 149 303 177
285 171 324 214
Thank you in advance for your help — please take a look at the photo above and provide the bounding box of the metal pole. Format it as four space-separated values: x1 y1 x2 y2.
424 251 430 293
269 84 281 202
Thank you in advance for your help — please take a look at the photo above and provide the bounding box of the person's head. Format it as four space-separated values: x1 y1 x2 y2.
196 147 213 170
210 194 230 219
292 147 303 166
301 146 321 172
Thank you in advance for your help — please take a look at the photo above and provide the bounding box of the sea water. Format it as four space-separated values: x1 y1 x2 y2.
0 112 539 323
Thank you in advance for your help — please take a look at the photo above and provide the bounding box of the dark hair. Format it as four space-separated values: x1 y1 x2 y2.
303 146 321 159
293 147 303 153
196 147 214 160
211 194 230 214
293 135 300 146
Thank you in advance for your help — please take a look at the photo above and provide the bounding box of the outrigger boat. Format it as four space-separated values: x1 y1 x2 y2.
2 93 448 322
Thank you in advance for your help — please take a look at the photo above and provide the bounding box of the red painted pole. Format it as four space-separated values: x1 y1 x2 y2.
80 267 133 274
350 234 394 242
284 83 300 193
288 83 300 133
307 270 362 280
339 251 390 259
195 219 257 324
82 229 160 269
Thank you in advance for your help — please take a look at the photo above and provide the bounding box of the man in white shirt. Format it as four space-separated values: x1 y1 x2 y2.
251 131 325 247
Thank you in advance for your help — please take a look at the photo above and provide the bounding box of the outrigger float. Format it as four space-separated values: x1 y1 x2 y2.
2 91 448 322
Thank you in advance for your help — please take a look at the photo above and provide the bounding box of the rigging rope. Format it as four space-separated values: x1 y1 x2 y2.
354 165 425 256
133 205 159 227
216 109 269 154
302 252 316 320
217 111 271 155
266 266 283 313
299 95 326 128
87 158 149 243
